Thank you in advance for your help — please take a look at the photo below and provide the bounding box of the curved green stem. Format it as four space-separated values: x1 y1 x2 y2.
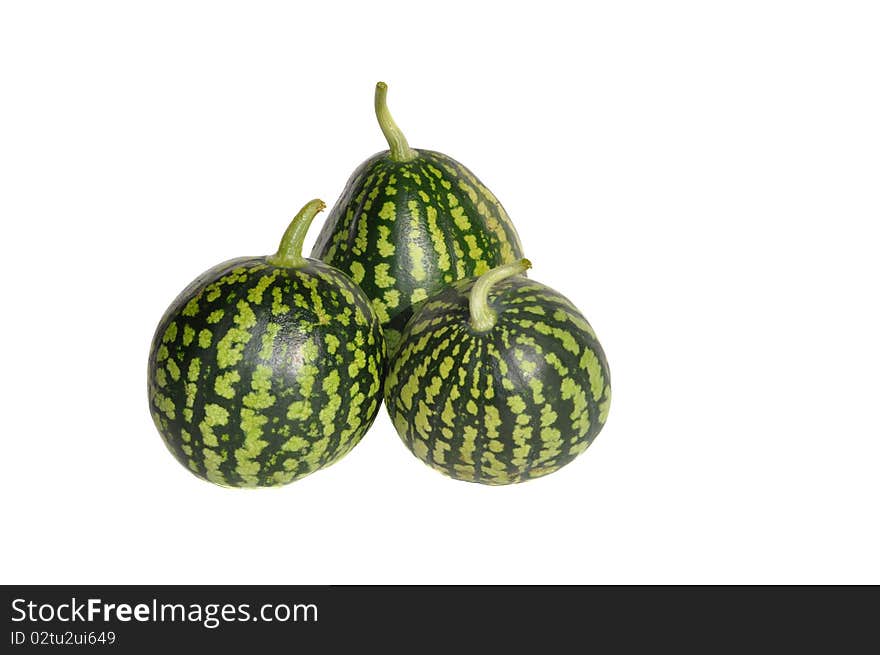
375 81 417 162
267 199 326 268
469 259 532 331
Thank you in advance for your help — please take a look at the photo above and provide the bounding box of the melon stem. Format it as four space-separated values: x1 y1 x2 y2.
375 82 417 162
469 259 532 331
268 199 326 268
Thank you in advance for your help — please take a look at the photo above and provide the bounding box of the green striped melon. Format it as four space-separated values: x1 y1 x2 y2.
311 82 524 353
148 200 386 487
384 260 611 485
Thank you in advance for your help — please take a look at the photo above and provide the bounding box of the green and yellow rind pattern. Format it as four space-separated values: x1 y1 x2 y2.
384 275 611 485
311 149 524 352
147 257 386 487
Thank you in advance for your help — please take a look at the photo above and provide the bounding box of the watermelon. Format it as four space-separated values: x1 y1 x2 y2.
147 199 386 487
384 259 611 485
311 81 525 353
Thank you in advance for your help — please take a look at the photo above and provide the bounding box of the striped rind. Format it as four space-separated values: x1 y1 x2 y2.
311 149 524 352
147 257 386 487
384 275 611 485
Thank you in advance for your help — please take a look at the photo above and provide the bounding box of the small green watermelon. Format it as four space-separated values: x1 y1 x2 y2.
384 259 611 485
311 81 525 353
148 199 386 487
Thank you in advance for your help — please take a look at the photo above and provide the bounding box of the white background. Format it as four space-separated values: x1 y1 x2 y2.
1 1 878 584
